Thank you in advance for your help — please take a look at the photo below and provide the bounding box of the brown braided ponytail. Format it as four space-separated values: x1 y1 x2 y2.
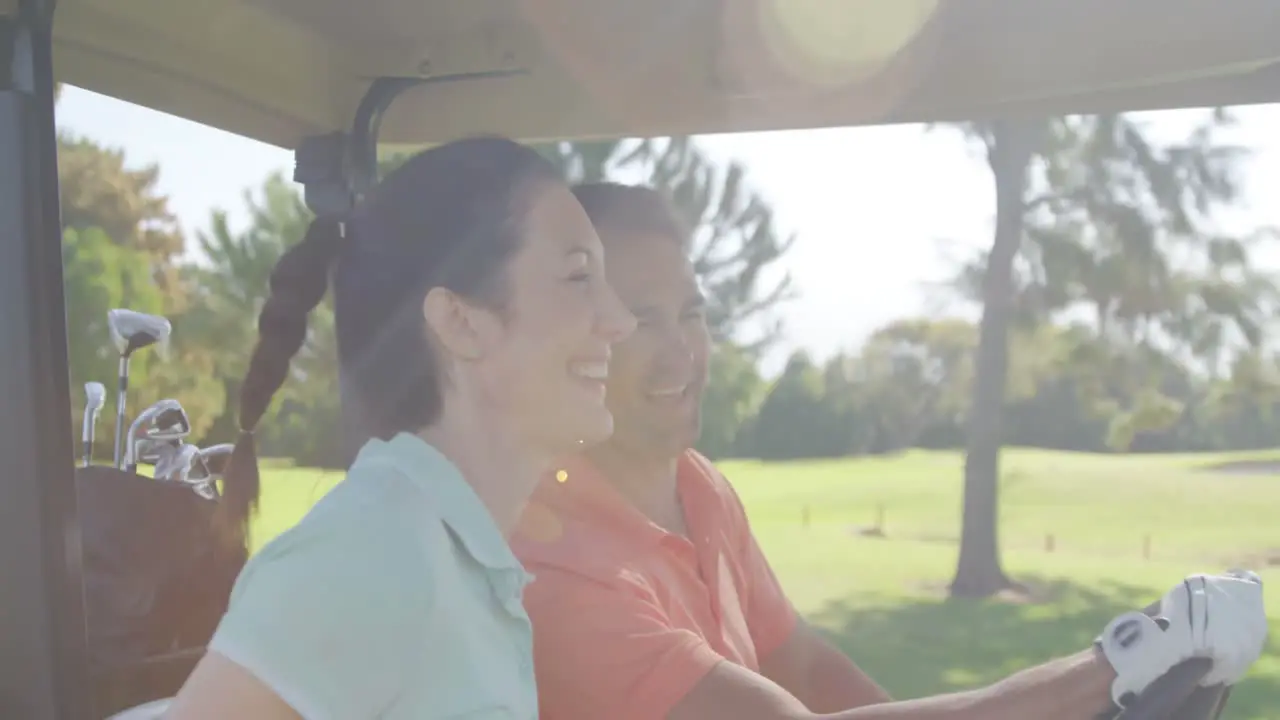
215 218 342 542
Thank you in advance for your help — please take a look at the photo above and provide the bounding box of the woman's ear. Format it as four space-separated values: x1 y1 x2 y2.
422 286 484 361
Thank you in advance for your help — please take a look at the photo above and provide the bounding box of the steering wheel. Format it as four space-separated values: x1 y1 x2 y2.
1103 600 1232 720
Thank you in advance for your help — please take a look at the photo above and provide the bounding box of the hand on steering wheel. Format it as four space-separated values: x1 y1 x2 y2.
1095 570 1267 713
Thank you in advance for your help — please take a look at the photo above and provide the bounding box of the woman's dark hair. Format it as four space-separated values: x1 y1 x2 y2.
216 136 562 542
571 182 691 250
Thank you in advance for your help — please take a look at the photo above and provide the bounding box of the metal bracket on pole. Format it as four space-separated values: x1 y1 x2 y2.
292 131 352 217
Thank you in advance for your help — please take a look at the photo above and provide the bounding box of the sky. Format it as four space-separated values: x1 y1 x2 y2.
54 86 1280 374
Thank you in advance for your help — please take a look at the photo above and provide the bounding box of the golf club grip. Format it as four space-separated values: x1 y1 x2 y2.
1173 686 1231 720
84 413 95 466
1134 600 1230 720
1113 657 1213 720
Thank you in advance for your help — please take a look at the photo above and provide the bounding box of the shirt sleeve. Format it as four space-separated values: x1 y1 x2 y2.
206 519 433 720
722 480 800 661
523 566 726 720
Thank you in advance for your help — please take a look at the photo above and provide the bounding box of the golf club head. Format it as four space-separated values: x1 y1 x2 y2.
83 381 106 440
151 441 184 480
83 381 107 466
135 436 180 467
199 443 235 478
157 444 201 480
107 308 172 359
125 399 191 471
163 444 217 500
84 382 106 416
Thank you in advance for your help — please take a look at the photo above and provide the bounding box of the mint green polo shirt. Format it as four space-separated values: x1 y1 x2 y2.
207 432 537 719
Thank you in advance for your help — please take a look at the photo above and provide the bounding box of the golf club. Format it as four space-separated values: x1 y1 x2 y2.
134 436 180 468
107 308 172 469
82 381 106 467
158 443 217 500
153 442 192 481
199 443 234 498
123 399 190 474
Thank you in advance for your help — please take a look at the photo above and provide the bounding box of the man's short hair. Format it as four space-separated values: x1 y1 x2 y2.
572 182 692 251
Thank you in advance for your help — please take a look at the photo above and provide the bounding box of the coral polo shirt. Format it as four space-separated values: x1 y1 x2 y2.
512 449 798 720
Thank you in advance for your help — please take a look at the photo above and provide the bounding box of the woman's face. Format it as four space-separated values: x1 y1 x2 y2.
467 182 635 454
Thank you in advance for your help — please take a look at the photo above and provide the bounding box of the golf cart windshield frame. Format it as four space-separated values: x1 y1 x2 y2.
0 1 93 718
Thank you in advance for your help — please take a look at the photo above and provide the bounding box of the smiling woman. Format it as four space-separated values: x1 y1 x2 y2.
161 135 635 720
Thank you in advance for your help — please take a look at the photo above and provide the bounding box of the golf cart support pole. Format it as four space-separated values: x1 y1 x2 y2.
0 0 93 718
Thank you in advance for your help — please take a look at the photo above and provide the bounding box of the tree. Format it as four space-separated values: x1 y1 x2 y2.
57 132 184 286
63 226 167 454
1190 349 1280 450
952 113 1276 379
942 110 1274 596
750 351 847 460
539 138 796 354
947 118 1047 597
696 344 767 459
179 172 346 465
51 108 234 443
181 173 320 446
854 318 977 452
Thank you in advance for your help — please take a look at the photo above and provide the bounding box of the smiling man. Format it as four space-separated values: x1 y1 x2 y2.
510 182 1268 720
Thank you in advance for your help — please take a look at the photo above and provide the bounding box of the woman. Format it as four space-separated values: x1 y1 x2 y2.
166 136 635 719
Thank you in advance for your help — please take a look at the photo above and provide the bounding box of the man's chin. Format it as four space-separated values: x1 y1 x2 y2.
663 421 701 457
603 413 701 457
618 429 697 460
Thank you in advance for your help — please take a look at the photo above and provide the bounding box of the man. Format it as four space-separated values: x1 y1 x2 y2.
511 182 1268 720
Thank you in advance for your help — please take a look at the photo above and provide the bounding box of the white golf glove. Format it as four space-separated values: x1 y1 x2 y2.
1096 569 1267 708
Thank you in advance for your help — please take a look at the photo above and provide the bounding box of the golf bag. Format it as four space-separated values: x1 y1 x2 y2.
77 466 247 717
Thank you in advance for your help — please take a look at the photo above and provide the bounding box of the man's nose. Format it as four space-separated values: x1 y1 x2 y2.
596 281 636 343
654 328 696 375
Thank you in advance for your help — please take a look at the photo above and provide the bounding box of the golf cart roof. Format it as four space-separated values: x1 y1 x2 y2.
55 0 1280 149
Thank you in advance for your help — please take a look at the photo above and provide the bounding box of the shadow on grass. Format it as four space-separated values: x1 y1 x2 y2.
808 574 1280 719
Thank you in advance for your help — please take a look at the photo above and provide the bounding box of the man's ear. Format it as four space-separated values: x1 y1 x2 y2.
422 286 483 360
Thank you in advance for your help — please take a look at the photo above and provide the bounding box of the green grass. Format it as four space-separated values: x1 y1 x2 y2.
250 447 1280 718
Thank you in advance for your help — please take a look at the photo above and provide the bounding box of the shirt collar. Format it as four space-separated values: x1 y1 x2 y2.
535 455 663 544
526 450 718 547
355 432 524 574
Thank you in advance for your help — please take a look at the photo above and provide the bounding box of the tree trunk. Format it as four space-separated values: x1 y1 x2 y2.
949 119 1044 598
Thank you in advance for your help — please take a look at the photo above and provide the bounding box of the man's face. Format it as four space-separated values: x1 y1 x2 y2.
600 233 710 457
